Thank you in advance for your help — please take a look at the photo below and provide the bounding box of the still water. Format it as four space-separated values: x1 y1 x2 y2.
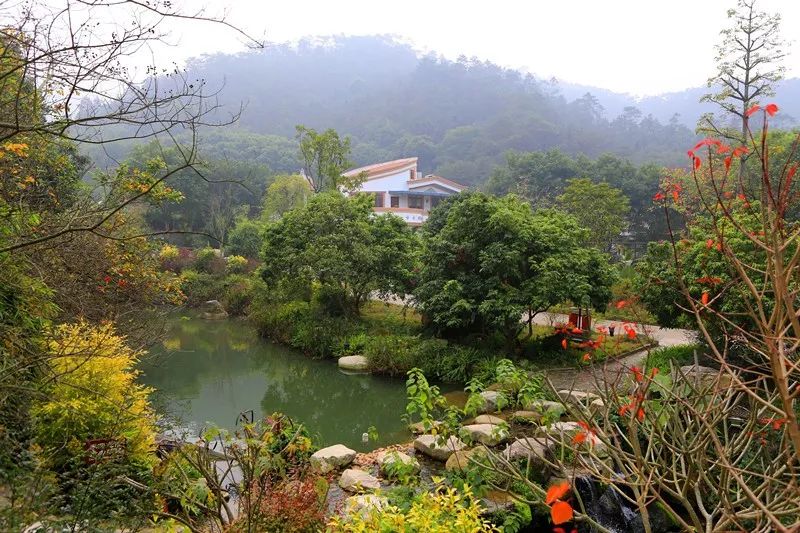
138 313 413 451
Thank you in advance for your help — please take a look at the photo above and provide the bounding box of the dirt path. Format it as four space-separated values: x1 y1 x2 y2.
530 312 696 392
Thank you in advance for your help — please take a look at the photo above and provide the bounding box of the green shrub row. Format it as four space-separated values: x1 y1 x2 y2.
250 300 498 382
644 344 700 372
179 271 258 316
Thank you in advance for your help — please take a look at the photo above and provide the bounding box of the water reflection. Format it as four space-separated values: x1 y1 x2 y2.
139 313 418 450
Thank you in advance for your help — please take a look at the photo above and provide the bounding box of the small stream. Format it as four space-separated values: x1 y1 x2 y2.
138 312 434 451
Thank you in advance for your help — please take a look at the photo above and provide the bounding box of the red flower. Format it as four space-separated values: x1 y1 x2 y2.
765 103 779 116
561 338 568 350
626 327 637 340
631 366 643 382
103 275 111 283
582 353 591 362
636 407 645 421
705 239 714 250
745 105 761 117
615 300 628 309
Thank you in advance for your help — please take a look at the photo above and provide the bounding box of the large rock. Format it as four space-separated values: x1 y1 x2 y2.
338 355 369 372
461 423 510 446
339 468 381 492
201 300 228 320
408 420 442 434
518 400 566 422
557 390 600 406
476 391 503 413
343 494 390 521
535 421 582 438
445 447 488 471
377 451 420 476
310 444 357 473
504 437 552 468
413 434 466 461
472 414 505 425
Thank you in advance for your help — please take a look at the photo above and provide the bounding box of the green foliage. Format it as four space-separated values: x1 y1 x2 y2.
415 192 614 344
556 177 631 250
194 247 220 273
227 217 263 258
644 344 699 373
261 173 309 221
295 125 354 192
261 192 417 315
179 270 257 316
382 451 418 485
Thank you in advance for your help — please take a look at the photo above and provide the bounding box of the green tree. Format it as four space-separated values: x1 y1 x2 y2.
295 126 355 193
261 174 309 221
227 217 263 258
415 192 613 345
260 193 416 314
556 178 630 250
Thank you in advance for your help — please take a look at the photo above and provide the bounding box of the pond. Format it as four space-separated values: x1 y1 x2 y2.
138 313 418 451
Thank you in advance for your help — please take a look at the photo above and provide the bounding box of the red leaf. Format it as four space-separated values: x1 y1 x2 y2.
636 408 645 422
653 191 665 201
572 327 582 335
582 353 591 362
724 156 732 171
631 366 643 382
545 482 571 505
693 156 702 170
705 239 714 250
701 292 709 305
745 105 761 117
615 300 628 309
551 501 574 525
732 146 749 158
717 144 731 154
789 165 798 180
765 103 779 116
561 338 568 350
626 328 636 340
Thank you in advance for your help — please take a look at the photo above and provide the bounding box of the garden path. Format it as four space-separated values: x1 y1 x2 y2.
529 312 696 392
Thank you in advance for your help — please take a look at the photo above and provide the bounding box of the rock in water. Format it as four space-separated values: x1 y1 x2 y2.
310 444 357 473
201 300 228 320
461 423 510 446
338 355 369 372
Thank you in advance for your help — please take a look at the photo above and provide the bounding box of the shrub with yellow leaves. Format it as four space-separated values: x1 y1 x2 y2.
32 321 157 469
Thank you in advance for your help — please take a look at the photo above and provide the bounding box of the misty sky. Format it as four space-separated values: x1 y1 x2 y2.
159 0 799 96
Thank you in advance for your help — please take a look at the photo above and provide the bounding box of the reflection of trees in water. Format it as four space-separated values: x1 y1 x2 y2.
140 316 412 448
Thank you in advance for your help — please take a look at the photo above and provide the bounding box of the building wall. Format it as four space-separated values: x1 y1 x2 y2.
357 169 412 193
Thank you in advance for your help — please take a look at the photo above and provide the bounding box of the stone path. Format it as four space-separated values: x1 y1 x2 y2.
529 312 696 392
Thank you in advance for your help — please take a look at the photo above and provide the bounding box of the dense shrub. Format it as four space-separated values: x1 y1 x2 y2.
194 247 225 274
226 254 249 274
233 478 326 533
179 270 257 316
227 218 263 259
644 344 700 372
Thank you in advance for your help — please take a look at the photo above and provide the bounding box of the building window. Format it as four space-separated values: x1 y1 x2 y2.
431 196 441 209
390 196 399 208
408 195 424 209
374 192 384 208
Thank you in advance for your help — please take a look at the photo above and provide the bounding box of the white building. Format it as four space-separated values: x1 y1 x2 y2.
343 157 467 226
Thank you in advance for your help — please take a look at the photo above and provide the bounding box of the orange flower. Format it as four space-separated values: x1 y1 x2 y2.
551 500 574 525
545 482 570 505
701 292 709 306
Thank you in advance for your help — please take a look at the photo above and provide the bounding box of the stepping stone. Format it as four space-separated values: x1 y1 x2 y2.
310 444 357 473
445 447 487 472
343 494 389 520
476 390 502 413
413 434 465 461
377 451 420 475
472 414 505 425
504 437 552 468
557 390 600 406
338 355 369 372
339 468 381 492
461 423 510 446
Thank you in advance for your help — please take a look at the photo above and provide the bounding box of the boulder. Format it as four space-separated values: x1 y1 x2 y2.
343 494 390 521
518 400 565 422
477 390 502 413
445 446 490 471
472 414 505 425
377 451 420 476
339 468 381 492
480 489 517 515
535 421 582 439
310 444 357 473
557 390 600 406
338 355 369 372
504 437 552 469
461 423 510 446
413 434 466 461
201 300 228 320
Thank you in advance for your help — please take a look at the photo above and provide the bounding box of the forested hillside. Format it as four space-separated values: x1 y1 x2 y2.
87 35 700 185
